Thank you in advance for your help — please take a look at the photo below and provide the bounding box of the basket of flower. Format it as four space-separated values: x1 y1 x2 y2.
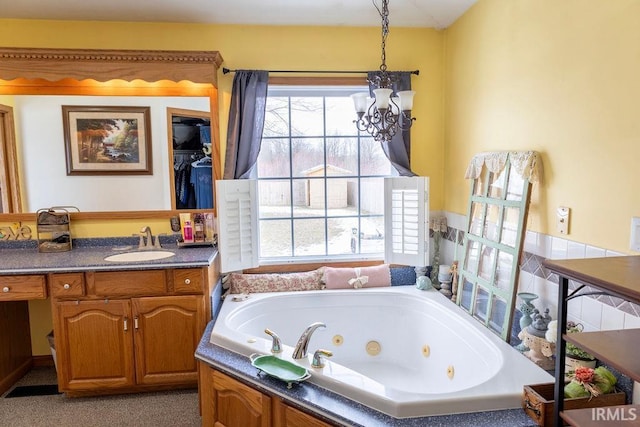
523 366 625 426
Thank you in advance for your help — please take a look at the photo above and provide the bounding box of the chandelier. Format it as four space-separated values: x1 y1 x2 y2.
351 0 416 143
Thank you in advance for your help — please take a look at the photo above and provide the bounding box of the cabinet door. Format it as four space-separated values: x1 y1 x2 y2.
56 299 134 391
132 295 204 385
212 370 271 427
277 404 333 427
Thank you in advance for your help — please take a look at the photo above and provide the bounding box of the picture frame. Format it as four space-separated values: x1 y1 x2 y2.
62 105 153 175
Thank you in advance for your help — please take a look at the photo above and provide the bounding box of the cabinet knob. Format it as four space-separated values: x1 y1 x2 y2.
2 286 9 293
184 278 191 285
63 283 71 290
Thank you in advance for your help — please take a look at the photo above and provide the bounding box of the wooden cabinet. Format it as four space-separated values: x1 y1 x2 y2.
51 268 208 396
544 256 640 427
0 274 47 301
198 362 336 427
0 274 47 395
133 295 204 385
56 299 135 391
210 369 271 427
275 404 333 427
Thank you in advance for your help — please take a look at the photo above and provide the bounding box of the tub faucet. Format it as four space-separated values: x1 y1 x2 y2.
264 328 282 354
312 349 333 368
292 322 326 359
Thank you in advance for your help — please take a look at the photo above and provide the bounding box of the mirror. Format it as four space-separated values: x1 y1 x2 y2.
11 95 211 212
0 47 223 221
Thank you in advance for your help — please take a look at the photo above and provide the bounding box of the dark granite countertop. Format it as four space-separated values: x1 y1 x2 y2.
195 321 538 427
0 236 217 274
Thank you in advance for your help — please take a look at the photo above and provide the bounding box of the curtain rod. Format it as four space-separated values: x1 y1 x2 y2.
222 67 419 76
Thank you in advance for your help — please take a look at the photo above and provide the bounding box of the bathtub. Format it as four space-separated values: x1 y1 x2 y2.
209 286 553 418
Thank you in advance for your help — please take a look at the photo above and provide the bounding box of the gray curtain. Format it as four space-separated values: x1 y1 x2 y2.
367 71 416 177
223 70 269 179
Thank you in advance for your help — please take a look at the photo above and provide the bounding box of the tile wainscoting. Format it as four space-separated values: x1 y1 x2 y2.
434 211 640 333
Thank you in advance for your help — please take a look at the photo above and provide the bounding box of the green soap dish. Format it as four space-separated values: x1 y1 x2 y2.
249 353 310 389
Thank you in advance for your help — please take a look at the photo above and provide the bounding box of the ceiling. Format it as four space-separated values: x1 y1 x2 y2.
0 0 477 29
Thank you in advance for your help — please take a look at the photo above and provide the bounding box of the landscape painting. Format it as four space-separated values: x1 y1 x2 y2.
62 106 152 175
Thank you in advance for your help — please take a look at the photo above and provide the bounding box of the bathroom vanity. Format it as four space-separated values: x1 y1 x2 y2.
0 241 219 396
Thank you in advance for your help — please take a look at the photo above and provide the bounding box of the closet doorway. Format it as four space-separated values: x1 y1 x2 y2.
167 108 213 211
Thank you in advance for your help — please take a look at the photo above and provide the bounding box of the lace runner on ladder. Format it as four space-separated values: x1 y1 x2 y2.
464 151 541 183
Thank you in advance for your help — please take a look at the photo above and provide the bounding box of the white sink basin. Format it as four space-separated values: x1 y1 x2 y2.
104 250 175 262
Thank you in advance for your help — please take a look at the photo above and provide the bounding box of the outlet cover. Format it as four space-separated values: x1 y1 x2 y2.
557 207 570 234
630 217 640 252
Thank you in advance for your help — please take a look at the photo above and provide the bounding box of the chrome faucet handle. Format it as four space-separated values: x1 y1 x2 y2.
134 233 145 249
264 328 282 354
153 234 165 249
312 349 333 368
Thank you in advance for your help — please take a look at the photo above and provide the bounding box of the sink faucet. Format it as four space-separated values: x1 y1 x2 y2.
292 322 326 359
139 226 158 249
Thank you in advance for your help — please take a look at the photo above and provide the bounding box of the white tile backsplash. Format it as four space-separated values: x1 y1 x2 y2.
624 313 640 329
567 240 586 259
585 245 606 258
440 214 638 334
551 237 568 260
540 234 553 258
577 293 603 328
567 294 582 319
601 303 625 331
524 230 538 254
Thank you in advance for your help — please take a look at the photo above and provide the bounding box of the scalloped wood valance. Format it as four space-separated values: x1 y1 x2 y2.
0 47 224 84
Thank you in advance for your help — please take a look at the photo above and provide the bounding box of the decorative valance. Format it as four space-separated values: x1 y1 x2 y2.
464 151 540 184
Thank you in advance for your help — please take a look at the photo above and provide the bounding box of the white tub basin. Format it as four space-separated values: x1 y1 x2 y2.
104 250 175 262
210 287 553 418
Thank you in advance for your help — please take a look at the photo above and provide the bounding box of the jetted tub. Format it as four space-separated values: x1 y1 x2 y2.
210 286 553 418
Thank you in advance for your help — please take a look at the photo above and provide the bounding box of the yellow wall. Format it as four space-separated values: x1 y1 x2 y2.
444 0 640 252
0 19 443 355
0 19 445 217
10 1 640 354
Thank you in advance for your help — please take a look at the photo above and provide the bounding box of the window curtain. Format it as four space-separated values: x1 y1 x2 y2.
223 70 269 179
367 71 416 177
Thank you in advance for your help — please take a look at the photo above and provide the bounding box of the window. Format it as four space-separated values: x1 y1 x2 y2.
216 82 429 274
256 85 394 261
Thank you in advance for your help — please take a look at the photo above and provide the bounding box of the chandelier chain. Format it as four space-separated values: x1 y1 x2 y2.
379 0 390 73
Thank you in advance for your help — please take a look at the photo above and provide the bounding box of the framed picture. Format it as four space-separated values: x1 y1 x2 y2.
62 105 153 175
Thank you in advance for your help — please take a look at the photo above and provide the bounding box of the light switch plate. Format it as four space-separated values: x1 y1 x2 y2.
557 207 570 234
630 217 640 252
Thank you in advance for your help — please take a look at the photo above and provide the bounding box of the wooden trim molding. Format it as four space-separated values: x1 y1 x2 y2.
0 47 223 84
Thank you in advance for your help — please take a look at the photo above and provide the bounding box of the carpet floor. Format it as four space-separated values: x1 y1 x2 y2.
0 366 201 427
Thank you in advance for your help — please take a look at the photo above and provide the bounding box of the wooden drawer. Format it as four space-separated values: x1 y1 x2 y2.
93 270 167 297
173 268 204 294
0 275 47 301
49 273 85 298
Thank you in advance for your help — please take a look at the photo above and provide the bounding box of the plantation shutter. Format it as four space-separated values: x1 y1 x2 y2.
216 179 259 273
384 176 429 267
